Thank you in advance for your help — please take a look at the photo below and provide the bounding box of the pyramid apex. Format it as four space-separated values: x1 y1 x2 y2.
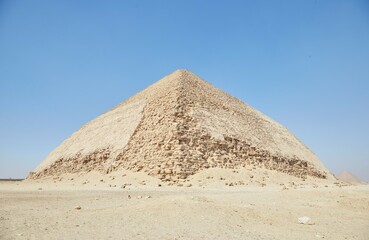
170 69 199 78
160 69 204 85
168 69 206 84
173 69 191 74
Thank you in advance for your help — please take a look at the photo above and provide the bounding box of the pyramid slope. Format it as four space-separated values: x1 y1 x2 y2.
33 71 182 173
29 70 333 181
337 171 365 185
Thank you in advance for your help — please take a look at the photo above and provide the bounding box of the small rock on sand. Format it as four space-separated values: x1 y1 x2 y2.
75 206 82 210
298 216 312 225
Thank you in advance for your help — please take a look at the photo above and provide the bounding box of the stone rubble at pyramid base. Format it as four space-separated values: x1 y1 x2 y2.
28 134 328 183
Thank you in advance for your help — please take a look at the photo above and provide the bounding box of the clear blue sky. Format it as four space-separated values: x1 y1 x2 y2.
1 0 368 181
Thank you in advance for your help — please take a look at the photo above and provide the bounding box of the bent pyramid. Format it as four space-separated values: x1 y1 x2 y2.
29 70 333 182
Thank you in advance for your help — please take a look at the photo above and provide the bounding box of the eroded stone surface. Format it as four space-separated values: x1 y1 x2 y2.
28 70 333 182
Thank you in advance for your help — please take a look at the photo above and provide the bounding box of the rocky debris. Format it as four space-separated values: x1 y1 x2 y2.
28 148 112 179
121 183 131 188
75 206 82 210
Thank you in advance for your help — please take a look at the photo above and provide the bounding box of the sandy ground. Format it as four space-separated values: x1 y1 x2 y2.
1 174 368 240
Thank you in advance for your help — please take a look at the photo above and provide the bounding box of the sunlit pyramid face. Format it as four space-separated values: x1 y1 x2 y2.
29 70 334 182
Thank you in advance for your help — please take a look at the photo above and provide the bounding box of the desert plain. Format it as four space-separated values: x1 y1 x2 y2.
1 169 369 240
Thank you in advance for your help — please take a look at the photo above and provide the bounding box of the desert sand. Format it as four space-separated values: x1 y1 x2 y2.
1 173 369 240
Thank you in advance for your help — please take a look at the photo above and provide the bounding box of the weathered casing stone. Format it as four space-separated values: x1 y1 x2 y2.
28 70 334 182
